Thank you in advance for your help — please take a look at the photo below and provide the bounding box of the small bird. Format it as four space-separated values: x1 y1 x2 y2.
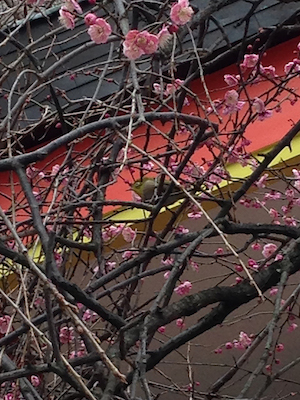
132 177 185 205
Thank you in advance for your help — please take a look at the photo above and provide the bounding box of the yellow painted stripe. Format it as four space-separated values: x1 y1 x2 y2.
1 133 300 284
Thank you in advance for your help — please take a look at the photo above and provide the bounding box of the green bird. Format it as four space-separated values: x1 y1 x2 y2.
132 177 186 206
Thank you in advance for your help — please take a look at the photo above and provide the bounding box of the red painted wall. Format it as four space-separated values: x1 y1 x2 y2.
1 36 300 215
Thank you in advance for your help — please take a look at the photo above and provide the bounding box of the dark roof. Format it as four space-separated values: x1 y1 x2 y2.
1 0 300 148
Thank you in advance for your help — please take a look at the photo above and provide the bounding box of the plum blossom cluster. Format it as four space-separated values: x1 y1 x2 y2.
213 50 283 120
26 164 69 186
102 224 136 244
123 0 193 59
1 383 21 400
123 30 159 60
174 280 192 295
70 341 86 359
207 90 245 116
243 167 300 227
59 326 75 344
58 1 112 44
153 79 184 97
85 13 112 44
59 0 82 30
216 331 253 354
236 331 253 349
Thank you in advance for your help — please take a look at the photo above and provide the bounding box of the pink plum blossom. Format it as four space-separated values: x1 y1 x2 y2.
52 164 60 176
83 309 98 323
30 376 41 387
283 216 297 226
158 326 166 333
260 65 277 79
174 280 192 296
176 318 185 328
70 348 86 359
284 60 300 75
175 225 189 234
122 226 137 243
88 18 111 44
122 250 135 259
84 13 97 26
4 394 14 400
123 30 159 60
292 169 300 190
170 0 194 26
187 211 203 219
256 173 268 188
264 191 281 200
241 54 259 69
248 258 259 270
253 98 272 121
164 79 184 96
223 90 245 115
164 271 171 279
215 247 224 255
288 323 298 332
153 83 163 95
161 257 174 266
224 74 239 86
235 265 243 272
102 224 123 242
238 331 252 349
59 7 75 30
269 208 279 219
59 326 74 344
225 342 233 349
269 287 278 296
34 297 45 307
207 99 223 114
26 166 38 179
262 243 277 258
214 348 223 354
54 251 63 268
168 24 179 33
285 188 295 200
157 26 172 49
209 166 227 184
190 261 199 272
93 265 100 274
123 31 144 60
106 261 116 271
276 343 284 352
64 0 82 13
251 243 261 250
69 341 86 359
33 190 41 201
0 315 11 334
